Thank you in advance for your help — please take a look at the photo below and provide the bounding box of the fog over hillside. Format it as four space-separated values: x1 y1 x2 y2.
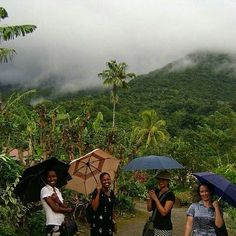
1 0 236 94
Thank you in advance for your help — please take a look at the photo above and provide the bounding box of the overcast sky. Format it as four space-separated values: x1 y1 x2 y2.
1 0 236 93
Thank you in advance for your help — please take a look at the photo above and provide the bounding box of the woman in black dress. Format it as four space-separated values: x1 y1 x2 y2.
90 172 116 236
147 171 175 236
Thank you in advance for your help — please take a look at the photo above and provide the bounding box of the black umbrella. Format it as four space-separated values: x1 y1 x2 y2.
14 157 71 205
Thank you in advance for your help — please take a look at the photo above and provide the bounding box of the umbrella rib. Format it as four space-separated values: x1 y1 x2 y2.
88 163 102 172
83 156 113 165
74 159 99 174
89 158 114 165
75 161 103 175
74 157 99 170
87 164 99 185
74 157 113 174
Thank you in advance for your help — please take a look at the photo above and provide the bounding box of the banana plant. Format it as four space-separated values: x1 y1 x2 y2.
0 7 36 62
0 91 36 165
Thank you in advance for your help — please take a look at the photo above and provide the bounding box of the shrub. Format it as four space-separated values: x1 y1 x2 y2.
0 226 17 236
26 210 45 236
214 164 236 184
174 190 192 206
0 154 25 235
115 194 135 214
145 176 156 191
118 173 147 200
0 154 23 186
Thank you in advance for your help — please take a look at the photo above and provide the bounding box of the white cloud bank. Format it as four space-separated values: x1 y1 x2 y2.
0 0 236 93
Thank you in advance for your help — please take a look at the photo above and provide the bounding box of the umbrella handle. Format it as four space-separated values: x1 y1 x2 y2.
217 196 222 202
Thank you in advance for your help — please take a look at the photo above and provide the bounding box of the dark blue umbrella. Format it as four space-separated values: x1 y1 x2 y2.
123 155 184 171
193 172 236 208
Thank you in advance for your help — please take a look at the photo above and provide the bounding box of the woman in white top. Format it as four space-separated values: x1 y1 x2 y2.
40 169 73 236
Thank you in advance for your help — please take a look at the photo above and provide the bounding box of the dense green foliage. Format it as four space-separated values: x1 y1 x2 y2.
1 51 236 234
1 51 235 174
0 154 25 235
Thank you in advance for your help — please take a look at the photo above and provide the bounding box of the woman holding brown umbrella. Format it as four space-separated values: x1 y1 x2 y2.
90 172 116 236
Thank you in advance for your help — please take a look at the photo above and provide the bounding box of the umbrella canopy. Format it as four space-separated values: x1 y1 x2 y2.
123 155 183 171
66 148 120 195
193 172 236 208
14 157 71 205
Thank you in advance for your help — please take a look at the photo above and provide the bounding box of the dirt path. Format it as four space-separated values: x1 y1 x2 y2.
116 201 187 236
77 201 187 236
77 201 235 235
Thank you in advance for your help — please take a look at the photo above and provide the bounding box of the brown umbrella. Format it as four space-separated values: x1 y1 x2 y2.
66 148 120 195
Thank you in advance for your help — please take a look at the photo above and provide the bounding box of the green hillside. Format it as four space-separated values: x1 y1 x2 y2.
48 51 236 172
1 51 235 134
90 52 236 133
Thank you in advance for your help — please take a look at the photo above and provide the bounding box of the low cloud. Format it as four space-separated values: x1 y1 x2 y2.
1 0 236 94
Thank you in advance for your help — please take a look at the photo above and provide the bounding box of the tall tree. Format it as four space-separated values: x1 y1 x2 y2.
0 7 36 62
98 60 135 128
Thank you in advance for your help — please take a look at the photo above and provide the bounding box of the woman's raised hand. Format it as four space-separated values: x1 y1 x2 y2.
149 190 157 201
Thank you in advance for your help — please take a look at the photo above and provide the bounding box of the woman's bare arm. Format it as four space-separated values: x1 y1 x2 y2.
44 196 73 213
149 190 174 216
184 216 193 236
213 201 224 228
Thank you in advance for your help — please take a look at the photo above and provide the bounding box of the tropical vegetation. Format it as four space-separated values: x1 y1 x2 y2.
0 20 236 234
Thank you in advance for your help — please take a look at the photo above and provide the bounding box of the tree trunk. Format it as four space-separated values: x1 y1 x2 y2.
112 102 116 129
69 144 75 160
18 148 26 166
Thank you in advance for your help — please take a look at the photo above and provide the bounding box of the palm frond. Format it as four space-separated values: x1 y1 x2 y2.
0 25 37 41
0 7 8 20
2 90 36 113
0 47 16 62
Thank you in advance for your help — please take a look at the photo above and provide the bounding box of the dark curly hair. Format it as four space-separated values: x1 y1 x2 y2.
99 172 110 180
197 183 214 196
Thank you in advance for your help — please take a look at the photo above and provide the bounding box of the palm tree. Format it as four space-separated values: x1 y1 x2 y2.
0 7 36 62
131 110 169 152
98 60 135 128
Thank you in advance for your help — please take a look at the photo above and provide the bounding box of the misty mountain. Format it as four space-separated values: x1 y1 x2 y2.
81 51 235 133
1 52 236 129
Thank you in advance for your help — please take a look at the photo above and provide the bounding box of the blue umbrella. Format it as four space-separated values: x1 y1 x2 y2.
193 172 236 208
123 155 184 171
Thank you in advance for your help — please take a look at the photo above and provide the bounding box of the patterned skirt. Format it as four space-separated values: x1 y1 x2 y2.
154 229 172 236
45 225 65 236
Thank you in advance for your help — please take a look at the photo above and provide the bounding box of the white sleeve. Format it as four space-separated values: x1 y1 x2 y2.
40 186 52 199
56 189 64 202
